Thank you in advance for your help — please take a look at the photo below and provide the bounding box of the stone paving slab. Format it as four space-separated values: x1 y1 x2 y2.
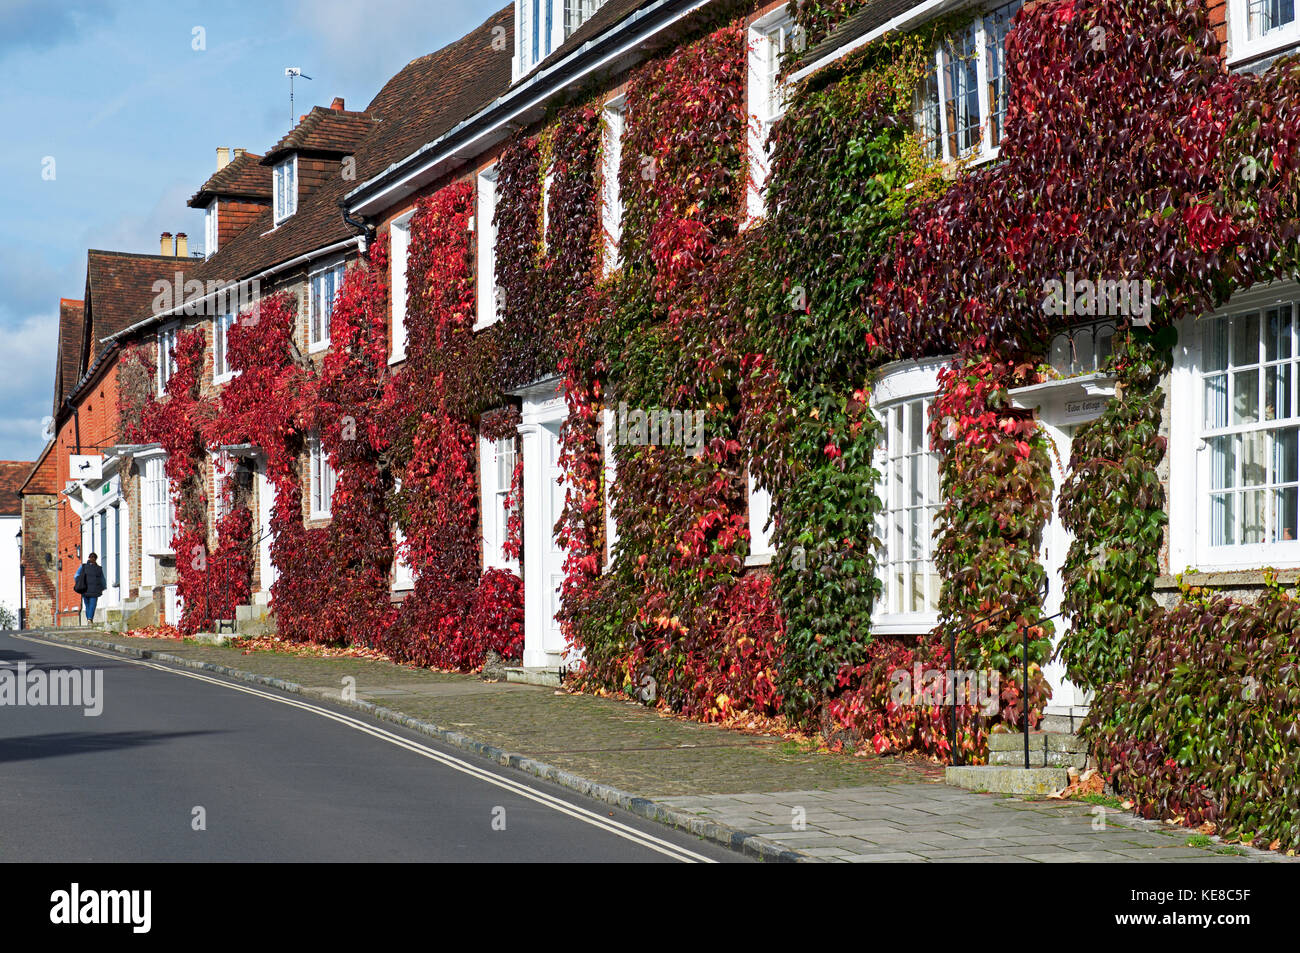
30 630 1296 864
656 785 1294 863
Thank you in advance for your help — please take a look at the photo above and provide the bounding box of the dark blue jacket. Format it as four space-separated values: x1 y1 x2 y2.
75 562 107 598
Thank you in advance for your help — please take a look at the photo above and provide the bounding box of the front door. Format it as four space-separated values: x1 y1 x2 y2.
256 458 278 597
542 421 568 660
1039 420 1090 721
519 381 569 668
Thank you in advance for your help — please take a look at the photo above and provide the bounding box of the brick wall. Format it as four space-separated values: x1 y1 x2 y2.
54 363 121 624
20 492 57 627
217 197 271 250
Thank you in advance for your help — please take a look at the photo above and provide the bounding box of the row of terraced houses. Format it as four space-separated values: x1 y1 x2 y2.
17 0 1300 730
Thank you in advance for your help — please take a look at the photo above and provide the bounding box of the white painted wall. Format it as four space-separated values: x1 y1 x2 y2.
0 515 22 628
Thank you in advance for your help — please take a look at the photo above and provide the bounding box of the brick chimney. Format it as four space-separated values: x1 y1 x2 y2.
233 147 246 159
216 147 230 171
330 97 345 111
175 233 189 257
160 232 173 257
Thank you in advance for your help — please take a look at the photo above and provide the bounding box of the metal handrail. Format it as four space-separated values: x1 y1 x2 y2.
200 520 274 634
946 604 1067 768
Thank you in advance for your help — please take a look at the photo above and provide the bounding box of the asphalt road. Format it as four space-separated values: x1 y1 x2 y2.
0 631 746 863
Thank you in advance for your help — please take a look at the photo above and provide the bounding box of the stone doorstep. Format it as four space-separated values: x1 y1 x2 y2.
987 731 1087 754
503 666 562 688
988 749 1089 769
944 765 1070 796
233 603 275 637
191 632 238 646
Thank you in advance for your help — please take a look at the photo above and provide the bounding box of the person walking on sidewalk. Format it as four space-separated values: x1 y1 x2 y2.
74 553 107 624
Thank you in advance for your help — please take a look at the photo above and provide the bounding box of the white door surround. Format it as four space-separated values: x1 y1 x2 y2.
516 377 571 669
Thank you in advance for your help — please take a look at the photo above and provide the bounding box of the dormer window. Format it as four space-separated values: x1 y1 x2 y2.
273 156 298 224
204 201 218 257
747 5 804 219
515 1 608 78
912 0 1022 165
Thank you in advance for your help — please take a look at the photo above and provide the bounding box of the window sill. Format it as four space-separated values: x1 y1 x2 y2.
872 613 940 637
1157 567 1300 589
744 552 774 567
307 340 330 355
1227 34 1300 70
388 351 406 367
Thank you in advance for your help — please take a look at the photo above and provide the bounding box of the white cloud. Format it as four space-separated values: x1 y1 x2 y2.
0 308 60 461
290 0 487 90
81 181 204 257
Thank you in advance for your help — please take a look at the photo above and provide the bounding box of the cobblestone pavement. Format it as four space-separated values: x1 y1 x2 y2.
34 631 1291 863
40 633 940 796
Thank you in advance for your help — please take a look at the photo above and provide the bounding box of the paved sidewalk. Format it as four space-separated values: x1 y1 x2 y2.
28 629 1290 864
658 787 1285 862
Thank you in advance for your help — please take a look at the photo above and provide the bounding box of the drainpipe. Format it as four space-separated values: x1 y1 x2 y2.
340 206 375 255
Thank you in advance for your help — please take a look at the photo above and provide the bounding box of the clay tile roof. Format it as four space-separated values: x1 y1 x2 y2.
800 0 923 68
355 7 514 174
0 461 32 516
18 441 56 497
262 107 378 165
54 298 84 414
189 151 270 208
84 251 195 359
179 8 515 291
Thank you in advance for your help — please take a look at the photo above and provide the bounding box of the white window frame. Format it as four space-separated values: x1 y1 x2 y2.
564 0 603 39
205 201 218 257
308 434 337 520
479 434 520 573
308 258 346 353
747 5 801 221
475 165 502 331
1228 0 1300 65
273 155 298 224
213 309 238 383
872 358 947 635
514 0 570 80
157 322 179 395
913 0 1022 167
541 168 554 256
1168 281 1300 572
389 210 414 364
142 452 175 556
601 96 626 270
392 477 415 591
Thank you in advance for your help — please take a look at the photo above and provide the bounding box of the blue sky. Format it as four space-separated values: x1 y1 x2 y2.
0 0 497 463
